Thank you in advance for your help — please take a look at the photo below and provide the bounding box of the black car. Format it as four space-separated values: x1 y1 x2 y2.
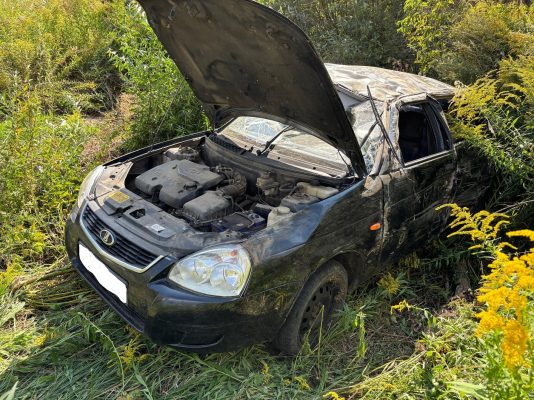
65 0 486 354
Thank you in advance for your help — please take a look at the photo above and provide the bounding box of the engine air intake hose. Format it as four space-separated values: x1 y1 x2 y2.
215 166 247 198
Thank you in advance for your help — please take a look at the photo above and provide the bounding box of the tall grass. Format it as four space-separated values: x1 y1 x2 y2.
109 1 208 150
0 0 120 115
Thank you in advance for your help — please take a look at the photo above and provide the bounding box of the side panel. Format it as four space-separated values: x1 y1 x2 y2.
407 150 457 242
379 170 416 264
453 141 492 208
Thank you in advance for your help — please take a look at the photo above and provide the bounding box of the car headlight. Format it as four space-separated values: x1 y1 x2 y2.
77 166 104 208
169 245 252 297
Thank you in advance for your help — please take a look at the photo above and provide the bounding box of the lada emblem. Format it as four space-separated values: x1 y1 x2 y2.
99 229 116 246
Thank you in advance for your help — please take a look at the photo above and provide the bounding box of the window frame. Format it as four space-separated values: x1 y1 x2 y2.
397 100 455 167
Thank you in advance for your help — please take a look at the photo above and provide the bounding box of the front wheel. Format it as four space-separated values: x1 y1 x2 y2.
273 260 348 355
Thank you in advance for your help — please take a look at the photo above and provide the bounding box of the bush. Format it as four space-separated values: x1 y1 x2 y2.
0 92 95 271
262 0 413 68
0 0 120 115
448 55 534 218
440 205 534 399
109 2 208 150
401 1 533 220
399 1 534 83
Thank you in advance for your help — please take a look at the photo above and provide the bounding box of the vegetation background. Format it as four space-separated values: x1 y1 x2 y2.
0 0 532 399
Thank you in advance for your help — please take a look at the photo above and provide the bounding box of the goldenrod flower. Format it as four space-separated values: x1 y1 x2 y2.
442 205 533 372
378 272 400 296
501 320 529 369
323 392 345 400
391 299 411 313
507 230 534 242
476 310 506 336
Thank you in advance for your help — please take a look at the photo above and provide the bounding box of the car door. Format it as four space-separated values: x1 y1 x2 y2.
379 96 456 263
401 99 457 244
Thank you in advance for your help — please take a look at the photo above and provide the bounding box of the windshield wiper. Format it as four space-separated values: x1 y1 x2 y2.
366 86 404 167
256 125 292 156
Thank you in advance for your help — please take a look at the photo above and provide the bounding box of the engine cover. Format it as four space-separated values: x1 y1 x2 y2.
183 191 231 222
135 160 223 209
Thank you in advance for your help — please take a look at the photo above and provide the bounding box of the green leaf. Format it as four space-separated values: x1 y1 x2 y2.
448 381 489 400
0 382 18 400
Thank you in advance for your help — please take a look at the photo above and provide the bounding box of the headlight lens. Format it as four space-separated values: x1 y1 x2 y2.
77 166 104 208
169 245 251 297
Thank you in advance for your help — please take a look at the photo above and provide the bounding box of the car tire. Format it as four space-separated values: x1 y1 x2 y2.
273 260 348 355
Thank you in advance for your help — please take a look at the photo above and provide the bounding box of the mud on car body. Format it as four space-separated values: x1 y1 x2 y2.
65 0 489 354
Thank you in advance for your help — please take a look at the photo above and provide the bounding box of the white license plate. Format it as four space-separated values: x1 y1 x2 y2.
79 243 127 304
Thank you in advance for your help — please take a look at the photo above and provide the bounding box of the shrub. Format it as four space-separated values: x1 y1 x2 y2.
399 1 534 83
448 55 534 218
0 93 94 269
440 204 534 399
109 2 208 150
0 0 120 115
262 0 413 68
398 0 465 77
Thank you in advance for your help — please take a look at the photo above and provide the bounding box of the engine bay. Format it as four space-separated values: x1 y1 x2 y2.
94 135 345 240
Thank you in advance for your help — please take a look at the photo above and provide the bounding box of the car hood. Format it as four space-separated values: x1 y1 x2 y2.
137 0 366 173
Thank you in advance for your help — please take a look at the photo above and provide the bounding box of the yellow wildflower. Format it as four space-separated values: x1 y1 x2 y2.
293 376 311 391
501 320 529 369
494 251 510 262
507 230 534 242
520 251 534 266
443 205 533 372
32 334 47 347
516 274 534 292
324 392 346 400
476 310 506 337
502 259 529 276
378 272 400 296
391 299 411 313
261 361 270 376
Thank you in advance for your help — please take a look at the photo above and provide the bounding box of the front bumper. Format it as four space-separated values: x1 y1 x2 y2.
65 208 300 352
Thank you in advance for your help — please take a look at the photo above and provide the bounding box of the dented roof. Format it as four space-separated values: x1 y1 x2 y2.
326 64 455 101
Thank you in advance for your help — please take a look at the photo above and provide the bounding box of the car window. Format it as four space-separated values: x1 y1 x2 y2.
349 101 384 173
218 116 350 175
397 102 451 163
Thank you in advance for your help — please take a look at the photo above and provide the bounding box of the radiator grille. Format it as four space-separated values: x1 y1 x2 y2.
82 206 158 268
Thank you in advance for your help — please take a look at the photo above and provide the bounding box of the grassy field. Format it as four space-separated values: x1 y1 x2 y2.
0 249 487 399
1 1 533 399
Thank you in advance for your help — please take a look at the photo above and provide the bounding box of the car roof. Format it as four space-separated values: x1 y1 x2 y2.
326 64 455 101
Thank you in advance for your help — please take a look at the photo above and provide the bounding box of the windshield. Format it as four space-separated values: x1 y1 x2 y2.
218 116 351 177
217 104 384 176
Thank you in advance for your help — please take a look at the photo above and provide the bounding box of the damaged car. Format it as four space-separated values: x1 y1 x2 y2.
65 0 487 354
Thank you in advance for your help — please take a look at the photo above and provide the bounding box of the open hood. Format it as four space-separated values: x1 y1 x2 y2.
138 0 366 173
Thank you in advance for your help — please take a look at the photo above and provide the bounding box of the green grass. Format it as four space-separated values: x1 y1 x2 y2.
0 253 488 399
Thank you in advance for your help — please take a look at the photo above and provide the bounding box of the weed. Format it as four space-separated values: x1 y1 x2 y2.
109 2 208 150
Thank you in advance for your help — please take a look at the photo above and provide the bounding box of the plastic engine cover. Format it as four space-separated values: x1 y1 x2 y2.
183 191 231 222
135 160 223 209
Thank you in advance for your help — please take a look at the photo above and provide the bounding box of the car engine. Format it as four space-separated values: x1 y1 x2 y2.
134 157 249 226
99 141 342 238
